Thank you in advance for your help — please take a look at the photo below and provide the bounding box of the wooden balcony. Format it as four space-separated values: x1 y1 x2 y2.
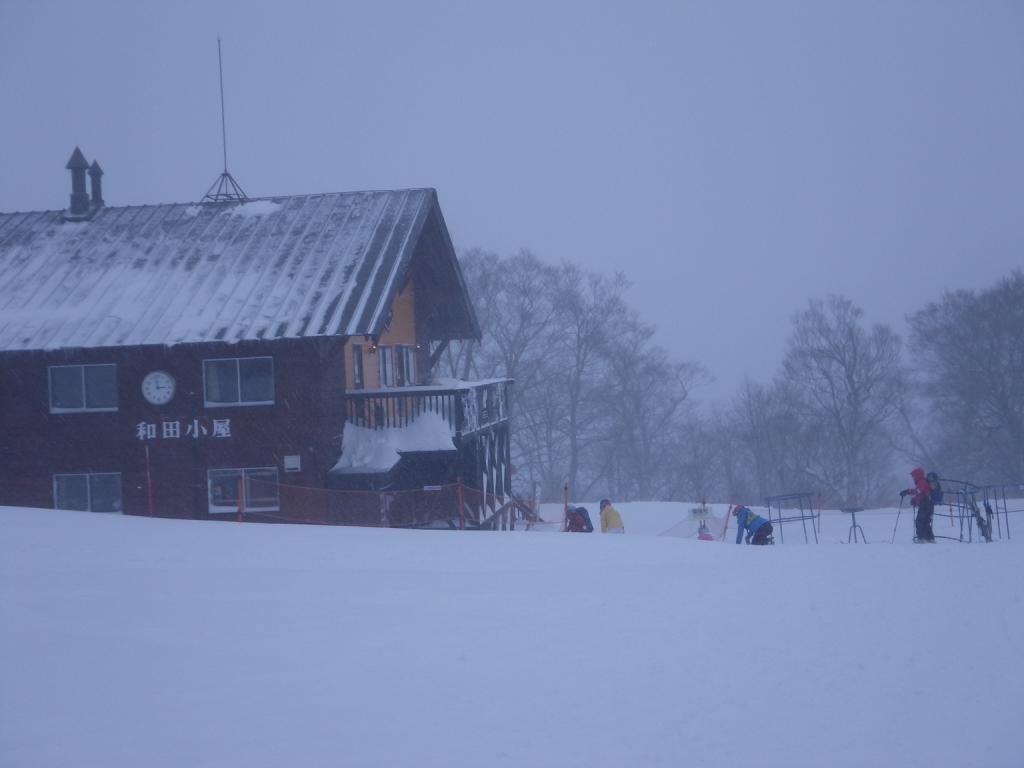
344 379 511 436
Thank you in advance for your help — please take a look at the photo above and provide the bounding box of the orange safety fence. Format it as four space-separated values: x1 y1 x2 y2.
0 474 542 530
229 478 540 531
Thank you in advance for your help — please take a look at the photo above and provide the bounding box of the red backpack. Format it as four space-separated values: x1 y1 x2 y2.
566 507 593 533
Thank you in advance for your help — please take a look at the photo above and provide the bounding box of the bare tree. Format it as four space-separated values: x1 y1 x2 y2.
670 416 721 504
780 296 903 505
726 378 822 500
434 248 502 381
450 247 710 503
706 406 751 503
446 249 569 499
593 316 704 500
490 252 566 501
909 270 1024 482
549 263 627 499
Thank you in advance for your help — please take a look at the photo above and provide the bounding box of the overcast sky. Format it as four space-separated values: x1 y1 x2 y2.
1 1 1021 400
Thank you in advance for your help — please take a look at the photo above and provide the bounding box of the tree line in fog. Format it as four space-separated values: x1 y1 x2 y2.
437 250 1024 507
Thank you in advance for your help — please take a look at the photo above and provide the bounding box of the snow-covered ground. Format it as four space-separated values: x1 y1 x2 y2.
2 502 1021 767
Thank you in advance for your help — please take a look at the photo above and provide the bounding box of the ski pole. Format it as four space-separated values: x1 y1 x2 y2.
890 495 905 544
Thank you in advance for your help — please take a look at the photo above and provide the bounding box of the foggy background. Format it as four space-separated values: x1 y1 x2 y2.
1 0 1022 398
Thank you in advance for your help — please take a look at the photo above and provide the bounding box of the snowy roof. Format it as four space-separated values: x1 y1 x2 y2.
0 189 470 351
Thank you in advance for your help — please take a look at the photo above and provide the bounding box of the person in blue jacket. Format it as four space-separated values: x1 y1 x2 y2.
732 504 773 545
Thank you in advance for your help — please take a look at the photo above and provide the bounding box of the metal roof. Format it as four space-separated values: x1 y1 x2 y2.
0 189 458 351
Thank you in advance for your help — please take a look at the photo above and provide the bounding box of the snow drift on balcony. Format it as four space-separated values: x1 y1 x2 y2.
331 411 456 474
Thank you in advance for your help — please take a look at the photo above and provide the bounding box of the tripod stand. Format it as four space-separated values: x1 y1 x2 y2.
843 507 867 543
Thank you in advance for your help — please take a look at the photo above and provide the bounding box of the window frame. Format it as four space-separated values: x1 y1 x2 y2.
207 467 280 514
378 346 395 388
52 472 123 513
48 363 118 413
202 356 275 408
399 345 417 387
352 344 364 390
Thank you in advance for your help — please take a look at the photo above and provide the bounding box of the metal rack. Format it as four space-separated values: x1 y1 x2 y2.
765 492 819 544
980 483 1020 540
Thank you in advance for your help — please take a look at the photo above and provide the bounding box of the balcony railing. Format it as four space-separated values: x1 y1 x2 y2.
345 379 511 436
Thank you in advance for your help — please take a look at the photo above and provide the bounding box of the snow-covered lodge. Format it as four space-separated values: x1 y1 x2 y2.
0 149 513 526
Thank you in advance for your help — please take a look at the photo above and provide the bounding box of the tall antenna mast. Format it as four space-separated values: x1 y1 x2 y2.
203 35 248 203
218 35 229 173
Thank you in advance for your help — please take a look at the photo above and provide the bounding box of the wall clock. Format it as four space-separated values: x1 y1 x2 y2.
141 370 176 405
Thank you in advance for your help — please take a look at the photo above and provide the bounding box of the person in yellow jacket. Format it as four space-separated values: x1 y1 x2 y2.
599 499 624 533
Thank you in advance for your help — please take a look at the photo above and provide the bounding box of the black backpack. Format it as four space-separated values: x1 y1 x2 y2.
926 472 944 504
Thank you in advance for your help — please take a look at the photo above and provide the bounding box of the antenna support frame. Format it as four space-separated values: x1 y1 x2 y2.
202 36 248 203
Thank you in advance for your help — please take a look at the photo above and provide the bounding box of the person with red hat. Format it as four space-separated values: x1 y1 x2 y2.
731 504 773 545
900 467 935 542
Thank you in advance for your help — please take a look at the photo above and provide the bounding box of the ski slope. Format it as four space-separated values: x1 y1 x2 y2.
2 503 1021 767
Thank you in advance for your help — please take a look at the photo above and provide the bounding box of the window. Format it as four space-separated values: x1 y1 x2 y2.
394 346 405 387
405 347 413 386
207 468 280 514
376 345 416 388
396 345 417 387
203 357 274 406
48 364 117 412
378 346 395 388
53 473 122 512
352 344 364 390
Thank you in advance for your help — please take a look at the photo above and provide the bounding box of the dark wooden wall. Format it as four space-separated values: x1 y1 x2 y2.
0 336 346 518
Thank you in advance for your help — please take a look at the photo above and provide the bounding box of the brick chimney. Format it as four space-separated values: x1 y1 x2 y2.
88 160 104 209
65 147 90 216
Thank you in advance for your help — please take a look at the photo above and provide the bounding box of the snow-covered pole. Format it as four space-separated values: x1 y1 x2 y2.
890 495 905 544
562 483 569 532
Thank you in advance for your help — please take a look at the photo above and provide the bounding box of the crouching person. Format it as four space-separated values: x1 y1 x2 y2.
732 504 773 545
599 499 625 534
565 505 594 533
